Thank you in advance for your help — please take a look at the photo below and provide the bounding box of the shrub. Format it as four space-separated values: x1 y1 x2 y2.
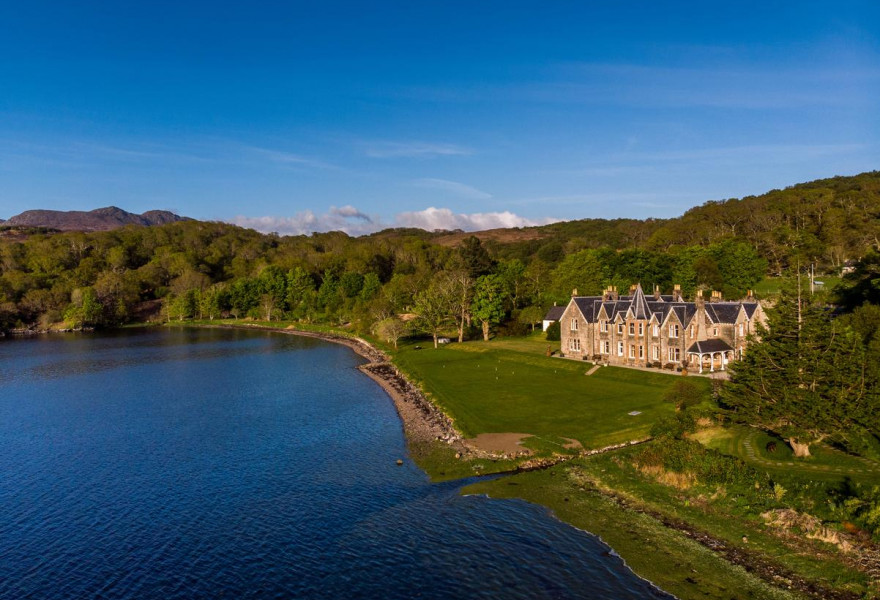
545 320 561 341
635 438 765 489
650 411 697 439
497 320 530 337
663 379 708 411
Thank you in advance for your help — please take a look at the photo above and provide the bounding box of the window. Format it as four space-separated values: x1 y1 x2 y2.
738 323 744 336
617 322 624 335
629 344 635 358
628 323 634 335
602 341 611 354
570 318 578 331
600 320 608 333
652 345 659 360
638 323 644 335
569 338 580 352
690 325 695 337
617 341 624 356
668 347 680 361
669 324 680 338
652 324 659 336
638 345 644 359
712 327 718 337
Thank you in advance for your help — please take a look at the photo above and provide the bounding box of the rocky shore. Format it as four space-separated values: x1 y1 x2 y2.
213 324 468 455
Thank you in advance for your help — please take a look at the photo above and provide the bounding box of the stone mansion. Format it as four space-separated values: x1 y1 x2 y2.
559 283 765 373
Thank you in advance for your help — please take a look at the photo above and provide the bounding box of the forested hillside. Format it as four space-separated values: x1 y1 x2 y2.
0 170 878 334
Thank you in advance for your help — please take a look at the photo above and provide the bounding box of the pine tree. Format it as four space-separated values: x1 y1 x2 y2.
722 282 861 456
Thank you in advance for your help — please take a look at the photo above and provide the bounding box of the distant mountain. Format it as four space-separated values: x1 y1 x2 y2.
4 206 190 232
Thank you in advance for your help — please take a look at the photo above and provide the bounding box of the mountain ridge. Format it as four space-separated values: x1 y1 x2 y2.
4 206 189 232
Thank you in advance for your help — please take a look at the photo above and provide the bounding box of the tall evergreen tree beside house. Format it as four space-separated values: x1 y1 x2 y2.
721 284 869 456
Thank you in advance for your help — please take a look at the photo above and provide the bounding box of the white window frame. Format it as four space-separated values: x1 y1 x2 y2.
569 338 580 352
604 341 611 354
638 323 644 335
617 341 624 356
669 324 679 338
667 347 680 361
739 323 744 335
638 345 644 359
570 318 578 331
629 344 635 358
600 320 608 333
652 324 659 336
652 345 659 360
617 322 624 335
628 322 634 335
713 327 718 337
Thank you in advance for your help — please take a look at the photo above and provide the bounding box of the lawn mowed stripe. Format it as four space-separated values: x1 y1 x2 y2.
392 340 700 450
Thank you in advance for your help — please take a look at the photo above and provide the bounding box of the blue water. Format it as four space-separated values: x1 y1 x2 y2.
0 328 669 599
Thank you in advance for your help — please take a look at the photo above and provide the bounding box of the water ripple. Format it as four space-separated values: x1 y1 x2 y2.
0 328 669 599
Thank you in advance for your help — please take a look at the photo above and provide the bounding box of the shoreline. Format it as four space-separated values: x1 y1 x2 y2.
5 322 862 598
198 323 467 455
212 323 859 600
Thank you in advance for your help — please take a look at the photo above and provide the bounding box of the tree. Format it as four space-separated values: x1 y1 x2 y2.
458 236 494 278
360 273 381 301
199 284 225 321
496 259 526 310
286 267 316 317
721 283 866 456
472 274 505 341
550 249 604 300
413 279 453 348
64 287 102 328
447 269 473 343
663 379 707 411
517 305 545 332
375 316 408 349
836 251 880 311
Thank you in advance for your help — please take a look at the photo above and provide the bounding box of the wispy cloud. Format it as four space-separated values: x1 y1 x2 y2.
411 178 492 199
361 140 473 158
0 139 214 168
400 61 880 110
229 205 557 236
245 146 340 170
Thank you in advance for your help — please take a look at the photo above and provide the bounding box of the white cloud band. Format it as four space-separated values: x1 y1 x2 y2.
229 206 557 236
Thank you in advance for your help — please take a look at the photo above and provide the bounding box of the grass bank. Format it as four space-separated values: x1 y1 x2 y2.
171 320 878 598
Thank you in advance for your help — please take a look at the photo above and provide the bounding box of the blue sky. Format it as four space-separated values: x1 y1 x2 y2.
1 1 878 234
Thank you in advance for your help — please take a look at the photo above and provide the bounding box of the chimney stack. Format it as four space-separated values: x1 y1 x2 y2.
602 285 619 302
653 285 661 300
629 283 637 294
571 288 578 297
710 290 722 302
673 284 683 302
746 289 754 300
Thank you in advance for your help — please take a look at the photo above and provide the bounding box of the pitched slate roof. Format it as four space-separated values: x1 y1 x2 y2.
568 284 759 329
543 305 566 321
630 284 652 319
688 339 734 353
704 302 742 324
742 303 760 318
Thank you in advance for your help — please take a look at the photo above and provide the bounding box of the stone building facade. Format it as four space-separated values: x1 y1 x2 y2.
559 283 765 373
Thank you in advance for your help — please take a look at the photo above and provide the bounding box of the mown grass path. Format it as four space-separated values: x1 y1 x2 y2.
698 426 880 483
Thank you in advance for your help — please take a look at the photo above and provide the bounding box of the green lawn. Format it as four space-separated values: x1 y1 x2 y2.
390 335 705 450
753 275 842 298
695 426 880 484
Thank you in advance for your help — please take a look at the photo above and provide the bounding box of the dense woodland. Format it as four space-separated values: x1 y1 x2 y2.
1 171 878 338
